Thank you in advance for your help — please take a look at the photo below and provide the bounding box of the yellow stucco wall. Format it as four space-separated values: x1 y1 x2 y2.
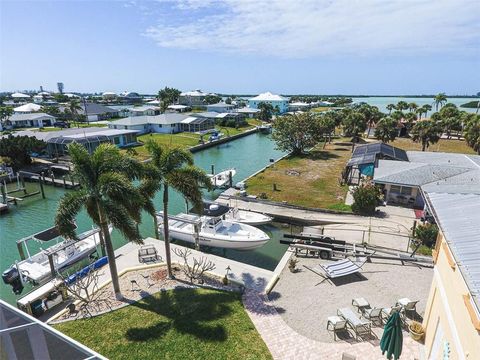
423 232 480 359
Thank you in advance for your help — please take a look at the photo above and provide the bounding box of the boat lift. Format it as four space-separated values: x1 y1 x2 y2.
156 212 202 250
281 233 432 266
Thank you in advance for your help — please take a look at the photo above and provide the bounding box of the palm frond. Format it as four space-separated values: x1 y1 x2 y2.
55 190 88 240
161 147 193 172
103 200 143 244
169 166 211 208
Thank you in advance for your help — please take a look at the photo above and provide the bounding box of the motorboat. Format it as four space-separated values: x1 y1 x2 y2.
199 201 273 226
2 226 106 294
156 211 270 250
208 168 236 188
257 123 272 133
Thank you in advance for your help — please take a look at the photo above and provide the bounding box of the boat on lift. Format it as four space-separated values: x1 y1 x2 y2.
156 211 270 250
208 168 236 188
199 201 273 226
1 226 106 294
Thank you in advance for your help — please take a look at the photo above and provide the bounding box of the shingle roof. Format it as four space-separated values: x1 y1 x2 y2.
110 114 191 126
406 151 480 169
425 192 480 311
9 113 55 122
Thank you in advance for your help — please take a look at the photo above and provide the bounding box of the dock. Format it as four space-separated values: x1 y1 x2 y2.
20 171 80 189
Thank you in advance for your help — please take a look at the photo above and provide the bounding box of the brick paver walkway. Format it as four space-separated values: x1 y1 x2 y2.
243 290 421 360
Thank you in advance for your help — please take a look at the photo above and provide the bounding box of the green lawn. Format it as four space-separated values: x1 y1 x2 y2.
390 137 476 154
54 289 272 360
246 139 353 210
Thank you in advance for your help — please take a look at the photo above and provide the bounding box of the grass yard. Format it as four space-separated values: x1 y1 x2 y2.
246 139 353 210
390 137 476 154
310 107 330 112
54 288 271 360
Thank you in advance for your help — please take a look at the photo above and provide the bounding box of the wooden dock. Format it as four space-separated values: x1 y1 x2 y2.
27 174 80 189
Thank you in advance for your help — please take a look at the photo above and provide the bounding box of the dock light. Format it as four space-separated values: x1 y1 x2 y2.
225 266 231 277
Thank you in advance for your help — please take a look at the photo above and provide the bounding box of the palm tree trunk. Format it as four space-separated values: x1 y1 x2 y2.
163 185 173 278
153 214 160 240
98 228 106 257
422 141 426 151
97 203 122 300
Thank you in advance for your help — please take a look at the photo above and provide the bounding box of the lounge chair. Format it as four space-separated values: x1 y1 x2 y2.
362 307 383 326
397 298 419 318
382 305 402 322
326 316 348 341
337 307 372 340
138 245 161 263
321 258 367 279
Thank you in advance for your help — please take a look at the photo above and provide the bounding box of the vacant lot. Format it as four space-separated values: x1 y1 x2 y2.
391 137 476 154
55 288 272 360
246 140 353 211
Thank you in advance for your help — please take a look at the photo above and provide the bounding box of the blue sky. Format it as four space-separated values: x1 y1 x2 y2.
1 0 479 95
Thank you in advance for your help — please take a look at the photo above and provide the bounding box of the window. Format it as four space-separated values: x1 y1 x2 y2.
390 185 401 193
400 187 412 196
113 137 120 145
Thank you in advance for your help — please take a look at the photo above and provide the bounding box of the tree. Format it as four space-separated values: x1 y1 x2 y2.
258 102 274 122
433 93 447 111
408 102 418 113
342 111 367 143
438 104 462 139
0 106 13 130
67 99 82 127
0 135 46 170
351 181 382 215
410 120 442 151
386 104 396 115
414 223 439 248
464 114 480 153
318 112 337 146
158 87 181 112
54 93 70 103
272 113 325 154
423 104 432 116
55 143 146 300
203 94 222 105
374 117 398 143
403 112 417 132
41 105 61 117
396 101 409 111
225 97 232 105
415 107 424 120
354 104 383 138
145 141 212 278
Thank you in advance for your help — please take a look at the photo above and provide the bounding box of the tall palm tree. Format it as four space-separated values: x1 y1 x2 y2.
464 115 480 153
374 117 398 143
408 102 418 113
386 104 396 115
422 104 432 118
145 141 212 278
68 99 82 127
410 120 442 151
433 93 447 111
55 143 145 299
415 107 423 120
396 101 409 112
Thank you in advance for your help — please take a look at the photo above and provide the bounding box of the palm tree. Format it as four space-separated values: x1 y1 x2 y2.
374 117 398 143
410 120 442 151
145 141 212 278
464 115 480 153
433 93 447 111
68 99 82 127
55 143 145 299
422 104 432 119
408 102 418 113
415 107 423 120
386 104 396 115
396 101 409 112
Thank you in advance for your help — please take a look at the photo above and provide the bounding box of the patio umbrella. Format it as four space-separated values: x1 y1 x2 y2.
380 311 403 360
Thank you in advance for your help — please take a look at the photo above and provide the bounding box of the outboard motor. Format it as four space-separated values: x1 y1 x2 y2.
2 267 24 295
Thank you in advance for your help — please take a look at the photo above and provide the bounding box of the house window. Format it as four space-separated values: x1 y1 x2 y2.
400 187 412 196
390 185 401 193
113 137 120 145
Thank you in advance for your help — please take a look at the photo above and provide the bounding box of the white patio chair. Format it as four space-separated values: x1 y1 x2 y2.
362 307 383 326
326 315 347 341
397 298 419 318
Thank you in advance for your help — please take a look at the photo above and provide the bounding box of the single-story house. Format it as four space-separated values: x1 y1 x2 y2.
59 103 119 122
214 112 247 126
248 92 289 113
206 102 235 113
373 151 480 208
288 102 313 112
127 106 160 117
235 107 261 118
119 91 142 103
108 113 215 134
167 104 191 113
343 142 409 184
2 113 56 130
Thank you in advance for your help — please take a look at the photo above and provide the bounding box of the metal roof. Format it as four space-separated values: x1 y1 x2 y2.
347 142 408 167
9 113 55 122
407 151 480 169
425 192 480 311
110 114 191 126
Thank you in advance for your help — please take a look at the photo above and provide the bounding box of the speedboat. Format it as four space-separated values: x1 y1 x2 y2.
208 168 236 188
257 123 272 133
2 226 106 294
200 201 273 226
156 211 270 250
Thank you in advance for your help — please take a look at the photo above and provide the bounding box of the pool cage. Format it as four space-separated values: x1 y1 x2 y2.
47 135 110 157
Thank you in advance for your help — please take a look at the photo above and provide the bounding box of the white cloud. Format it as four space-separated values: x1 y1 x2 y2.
143 0 480 58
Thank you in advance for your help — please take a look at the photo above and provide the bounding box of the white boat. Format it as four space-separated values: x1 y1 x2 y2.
156 211 270 250
2 226 105 294
257 123 272 133
208 168 236 188
201 202 273 226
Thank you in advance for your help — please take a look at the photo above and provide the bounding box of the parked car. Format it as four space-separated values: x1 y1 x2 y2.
53 121 70 128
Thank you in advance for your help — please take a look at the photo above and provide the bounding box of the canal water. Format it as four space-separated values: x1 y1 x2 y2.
0 133 289 305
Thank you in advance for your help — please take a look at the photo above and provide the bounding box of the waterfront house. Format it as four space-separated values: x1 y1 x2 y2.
1 113 56 130
288 101 312 112
119 91 142 103
248 92 289 113
108 113 215 134
214 112 247 127
59 103 119 122
127 105 160 117
422 192 480 359
206 102 235 113
167 104 190 113
178 89 213 107
102 92 117 100
236 107 261 118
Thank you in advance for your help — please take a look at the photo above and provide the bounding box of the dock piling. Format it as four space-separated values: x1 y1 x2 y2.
1 184 6 204
211 164 215 175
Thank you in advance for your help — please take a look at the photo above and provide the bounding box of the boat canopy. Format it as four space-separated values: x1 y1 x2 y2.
191 201 231 217
19 224 78 243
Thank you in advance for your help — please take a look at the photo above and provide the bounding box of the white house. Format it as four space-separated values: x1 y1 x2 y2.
13 103 42 113
127 106 160 117
248 92 289 113
206 102 235 113
178 89 214 106
2 113 56 130
235 107 261 118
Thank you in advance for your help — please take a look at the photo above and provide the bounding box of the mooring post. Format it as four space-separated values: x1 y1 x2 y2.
51 172 55 186
20 173 27 194
193 223 200 250
41 171 46 183
228 171 233 187
63 177 67 188
1 184 6 204
273 183 277 191
48 253 56 278
211 164 215 175
39 179 45 199
70 175 75 187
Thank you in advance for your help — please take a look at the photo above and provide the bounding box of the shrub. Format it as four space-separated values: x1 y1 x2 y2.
414 223 438 248
351 181 382 215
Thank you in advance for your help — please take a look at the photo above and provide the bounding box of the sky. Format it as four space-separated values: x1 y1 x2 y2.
1 0 479 95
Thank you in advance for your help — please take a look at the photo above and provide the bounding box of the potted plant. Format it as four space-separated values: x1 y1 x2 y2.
288 257 299 273
409 321 425 341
